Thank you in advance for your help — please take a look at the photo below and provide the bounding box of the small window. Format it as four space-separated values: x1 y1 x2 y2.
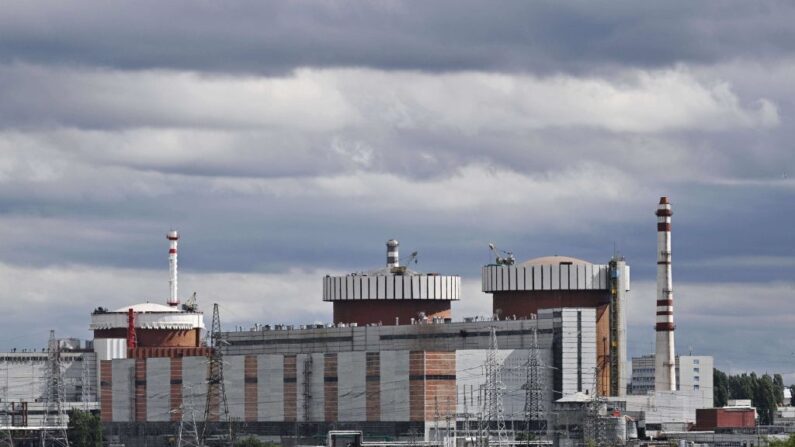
694 367 700 373
694 359 700 364
694 376 700 381
694 385 700 390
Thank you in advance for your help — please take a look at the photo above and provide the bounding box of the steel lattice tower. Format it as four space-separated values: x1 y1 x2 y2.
523 328 546 440
202 304 231 446
177 391 203 447
483 327 507 445
40 330 69 447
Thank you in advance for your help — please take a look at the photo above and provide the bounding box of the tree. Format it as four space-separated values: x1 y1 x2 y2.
769 435 795 447
714 369 729 407
773 374 785 404
791 385 795 406
67 410 102 447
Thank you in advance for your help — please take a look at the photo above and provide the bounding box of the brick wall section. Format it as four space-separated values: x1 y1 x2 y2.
366 352 380 422
170 358 182 422
423 352 456 421
409 351 425 422
284 355 297 422
324 354 338 422
134 358 147 421
100 360 113 422
244 356 258 422
206 360 220 422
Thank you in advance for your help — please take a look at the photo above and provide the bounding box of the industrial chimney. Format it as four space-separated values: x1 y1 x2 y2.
386 239 399 269
655 197 676 391
167 230 179 307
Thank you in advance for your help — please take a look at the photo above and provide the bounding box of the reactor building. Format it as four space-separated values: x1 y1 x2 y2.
481 250 630 397
323 239 460 325
89 230 206 360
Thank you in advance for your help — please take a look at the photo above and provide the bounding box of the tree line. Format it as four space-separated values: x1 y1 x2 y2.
713 369 789 425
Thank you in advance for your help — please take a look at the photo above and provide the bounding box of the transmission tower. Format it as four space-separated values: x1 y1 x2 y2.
80 355 91 411
177 389 203 447
523 328 546 441
483 327 507 445
202 304 231 446
582 368 607 447
40 330 69 447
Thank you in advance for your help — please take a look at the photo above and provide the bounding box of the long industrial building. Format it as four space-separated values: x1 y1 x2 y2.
0 197 719 446
98 309 594 440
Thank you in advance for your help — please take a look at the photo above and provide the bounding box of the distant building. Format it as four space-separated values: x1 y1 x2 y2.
629 354 713 401
0 342 98 427
694 407 756 431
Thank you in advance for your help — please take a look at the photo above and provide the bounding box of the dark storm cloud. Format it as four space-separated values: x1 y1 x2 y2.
1 1 795 75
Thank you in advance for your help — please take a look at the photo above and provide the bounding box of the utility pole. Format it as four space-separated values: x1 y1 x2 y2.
202 304 231 446
484 327 507 445
40 330 69 447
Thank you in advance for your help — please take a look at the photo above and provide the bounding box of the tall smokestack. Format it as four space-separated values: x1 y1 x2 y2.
655 197 676 391
167 230 179 307
386 239 399 269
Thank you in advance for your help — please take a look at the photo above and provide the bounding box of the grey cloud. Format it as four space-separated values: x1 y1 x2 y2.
1 1 794 75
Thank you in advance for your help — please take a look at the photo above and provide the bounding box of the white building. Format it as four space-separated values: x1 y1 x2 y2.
0 343 99 427
629 354 713 400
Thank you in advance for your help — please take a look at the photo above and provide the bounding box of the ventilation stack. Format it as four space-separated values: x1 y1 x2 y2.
167 230 179 307
654 196 676 391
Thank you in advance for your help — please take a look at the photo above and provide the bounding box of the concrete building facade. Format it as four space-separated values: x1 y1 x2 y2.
99 309 597 442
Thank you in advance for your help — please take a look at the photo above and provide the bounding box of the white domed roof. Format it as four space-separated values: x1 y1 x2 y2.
520 255 592 267
113 302 181 313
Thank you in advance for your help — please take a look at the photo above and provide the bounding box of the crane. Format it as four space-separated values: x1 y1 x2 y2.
391 251 418 275
488 243 515 266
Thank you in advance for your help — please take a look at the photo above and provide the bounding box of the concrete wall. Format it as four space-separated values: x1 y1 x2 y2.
182 356 208 419
258 354 283 421
560 309 596 396
380 350 410 421
225 355 246 420
111 359 134 422
337 351 366 421
146 358 170 421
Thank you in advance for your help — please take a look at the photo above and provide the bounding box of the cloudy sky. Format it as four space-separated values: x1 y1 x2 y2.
0 1 793 381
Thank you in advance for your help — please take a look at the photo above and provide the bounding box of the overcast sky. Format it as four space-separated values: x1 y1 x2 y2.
0 1 793 382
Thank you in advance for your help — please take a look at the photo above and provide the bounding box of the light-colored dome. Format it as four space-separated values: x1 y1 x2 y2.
113 302 181 313
520 255 592 267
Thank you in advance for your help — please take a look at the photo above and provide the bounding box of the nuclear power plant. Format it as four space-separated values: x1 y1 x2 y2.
0 197 730 447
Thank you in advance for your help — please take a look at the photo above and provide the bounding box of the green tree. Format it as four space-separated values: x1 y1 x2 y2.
67 409 102 447
714 369 729 407
773 374 785 404
791 385 795 406
768 435 795 447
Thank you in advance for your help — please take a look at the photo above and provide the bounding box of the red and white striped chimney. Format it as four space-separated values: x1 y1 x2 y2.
167 230 179 307
654 197 676 391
